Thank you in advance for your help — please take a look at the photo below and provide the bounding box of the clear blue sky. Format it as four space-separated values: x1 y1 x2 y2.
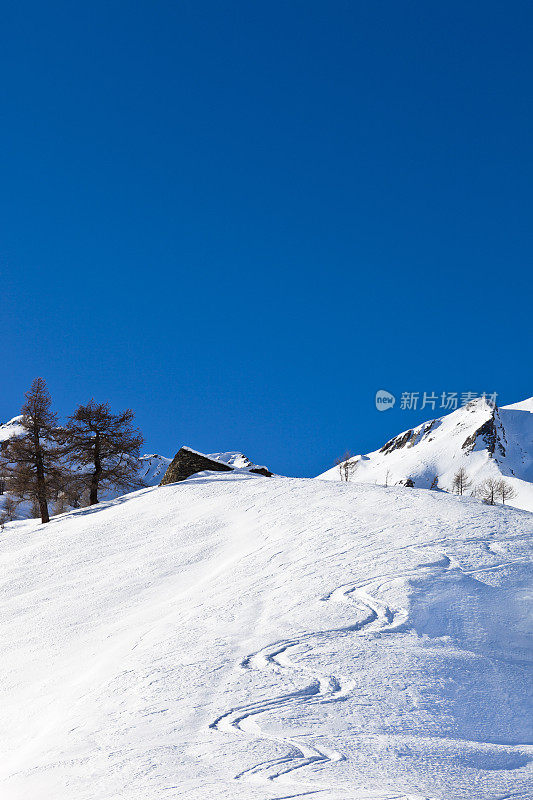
1 1 531 477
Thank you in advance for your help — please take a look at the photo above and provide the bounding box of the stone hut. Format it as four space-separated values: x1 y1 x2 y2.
159 447 272 485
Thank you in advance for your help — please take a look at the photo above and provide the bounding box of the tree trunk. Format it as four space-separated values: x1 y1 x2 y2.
34 436 50 524
90 477 99 505
90 432 101 505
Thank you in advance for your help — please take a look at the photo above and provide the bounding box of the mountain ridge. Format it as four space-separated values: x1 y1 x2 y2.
318 396 533 512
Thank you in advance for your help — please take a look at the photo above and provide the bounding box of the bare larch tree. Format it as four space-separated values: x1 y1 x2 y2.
477 477 500 505
0 495 19 530
335 451 357 482
65 400 143 505
452 467 472 496
497 479 517 505
3 378 65 523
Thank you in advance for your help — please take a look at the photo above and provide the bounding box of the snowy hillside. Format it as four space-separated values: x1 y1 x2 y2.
318 397 533 512
0 416 24 443
133 453 171 486
209 451 256 469
1 472 531 800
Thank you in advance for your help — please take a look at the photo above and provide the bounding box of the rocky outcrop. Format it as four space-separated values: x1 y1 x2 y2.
462 409 506 458
249 466 273 477
380 429 414 454
160 448 233 485
159 447 273 485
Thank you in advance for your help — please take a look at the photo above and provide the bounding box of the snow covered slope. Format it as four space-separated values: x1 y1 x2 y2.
0 416 24 443
209 451 256 469
134 453 171 486
1 473 531 800
318 397 533 512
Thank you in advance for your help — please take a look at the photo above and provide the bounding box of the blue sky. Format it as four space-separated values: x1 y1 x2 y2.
1 1 531 477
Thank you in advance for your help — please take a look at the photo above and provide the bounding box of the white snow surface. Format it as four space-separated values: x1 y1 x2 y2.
133 453 171 486
209 451 255 469
503 398 533 413
0 416 24 443
318 397 533 512
208 451 271 473
0 472 531 800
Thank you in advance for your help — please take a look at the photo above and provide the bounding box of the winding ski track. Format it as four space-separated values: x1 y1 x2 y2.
209 548 454 797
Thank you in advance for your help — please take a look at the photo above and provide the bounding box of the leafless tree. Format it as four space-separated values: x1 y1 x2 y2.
430 475 439 489
384 469 392 487
65 400 143 505
476 477 500 505
452 467 472 496
30 497 42 518
0 495 19 531
497 479 517 505
335 451 357 482
2 378 66 523
52 492 71 516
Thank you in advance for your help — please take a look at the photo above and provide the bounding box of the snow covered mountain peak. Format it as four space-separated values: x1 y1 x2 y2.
208 451 255 469
318 395 533 512
502 396 533 413
137 453 172 485
0 416 24 443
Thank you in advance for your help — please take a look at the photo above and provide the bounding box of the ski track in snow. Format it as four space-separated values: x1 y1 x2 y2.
209 548 454 799
2 475 531 800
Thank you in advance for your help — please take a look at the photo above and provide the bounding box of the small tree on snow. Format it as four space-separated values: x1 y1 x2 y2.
476 477 500 505
335 451 357 482
0 495 19 531
497 479 517 505
452 467 471 496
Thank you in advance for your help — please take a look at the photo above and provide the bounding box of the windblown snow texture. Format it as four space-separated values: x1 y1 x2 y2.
0 472 531 799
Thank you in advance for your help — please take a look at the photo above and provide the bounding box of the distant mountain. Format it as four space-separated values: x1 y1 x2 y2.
136 454 172 486
318 396 533 512
208 451 255 469
0 416 24 443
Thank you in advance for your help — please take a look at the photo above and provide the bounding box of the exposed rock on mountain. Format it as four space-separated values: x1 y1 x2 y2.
160 447 234 485
462 407 506 457
319 396 533 512
160 447 273 485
